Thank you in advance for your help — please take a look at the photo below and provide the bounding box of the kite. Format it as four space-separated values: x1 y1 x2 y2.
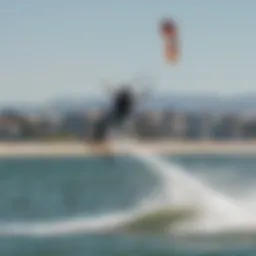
159 18 179 63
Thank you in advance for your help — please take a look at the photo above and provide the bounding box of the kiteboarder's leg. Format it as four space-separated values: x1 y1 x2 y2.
91 114 109 143
90 103 130 142
88 114 112 154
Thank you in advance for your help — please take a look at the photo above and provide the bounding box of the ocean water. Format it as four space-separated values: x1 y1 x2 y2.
0 149 256 255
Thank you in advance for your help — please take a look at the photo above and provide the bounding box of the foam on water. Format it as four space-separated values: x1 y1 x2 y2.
117 141 256 234
0 140 256 237
0 212 140 237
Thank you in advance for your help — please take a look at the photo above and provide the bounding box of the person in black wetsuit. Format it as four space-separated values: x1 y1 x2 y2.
91 84 135 142
110 85 134 126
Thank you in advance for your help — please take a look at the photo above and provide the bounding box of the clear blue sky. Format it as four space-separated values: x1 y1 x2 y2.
1 0 256 104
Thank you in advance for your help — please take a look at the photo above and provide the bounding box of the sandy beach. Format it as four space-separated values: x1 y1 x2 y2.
0 140 256 157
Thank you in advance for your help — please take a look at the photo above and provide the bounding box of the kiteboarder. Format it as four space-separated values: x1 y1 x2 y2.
91 84 136 142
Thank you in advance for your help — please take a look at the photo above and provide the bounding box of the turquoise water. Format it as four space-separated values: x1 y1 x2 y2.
0 153 256 255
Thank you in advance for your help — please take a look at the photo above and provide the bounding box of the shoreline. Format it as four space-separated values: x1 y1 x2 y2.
0 140 256 157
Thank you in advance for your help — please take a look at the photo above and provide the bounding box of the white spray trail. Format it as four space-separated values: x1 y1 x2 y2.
0 212 137 237
119 141 256 234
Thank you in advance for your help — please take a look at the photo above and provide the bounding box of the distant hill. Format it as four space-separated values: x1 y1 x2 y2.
1 93 256 115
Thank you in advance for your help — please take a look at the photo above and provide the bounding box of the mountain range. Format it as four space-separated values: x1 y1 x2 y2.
1 93 256 115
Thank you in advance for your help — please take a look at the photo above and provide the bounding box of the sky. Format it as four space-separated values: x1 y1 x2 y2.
1 0 256 104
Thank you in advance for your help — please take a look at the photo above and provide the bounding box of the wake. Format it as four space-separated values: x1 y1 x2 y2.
123 142 256 235
0 140 255 238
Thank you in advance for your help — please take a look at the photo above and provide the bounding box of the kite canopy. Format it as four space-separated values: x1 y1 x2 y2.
159 18 179 63
160 18 177 36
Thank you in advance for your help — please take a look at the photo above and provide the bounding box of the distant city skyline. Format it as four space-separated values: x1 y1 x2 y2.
1 1 256 104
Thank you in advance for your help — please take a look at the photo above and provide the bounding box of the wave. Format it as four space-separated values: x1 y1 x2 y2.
0 140 256 238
